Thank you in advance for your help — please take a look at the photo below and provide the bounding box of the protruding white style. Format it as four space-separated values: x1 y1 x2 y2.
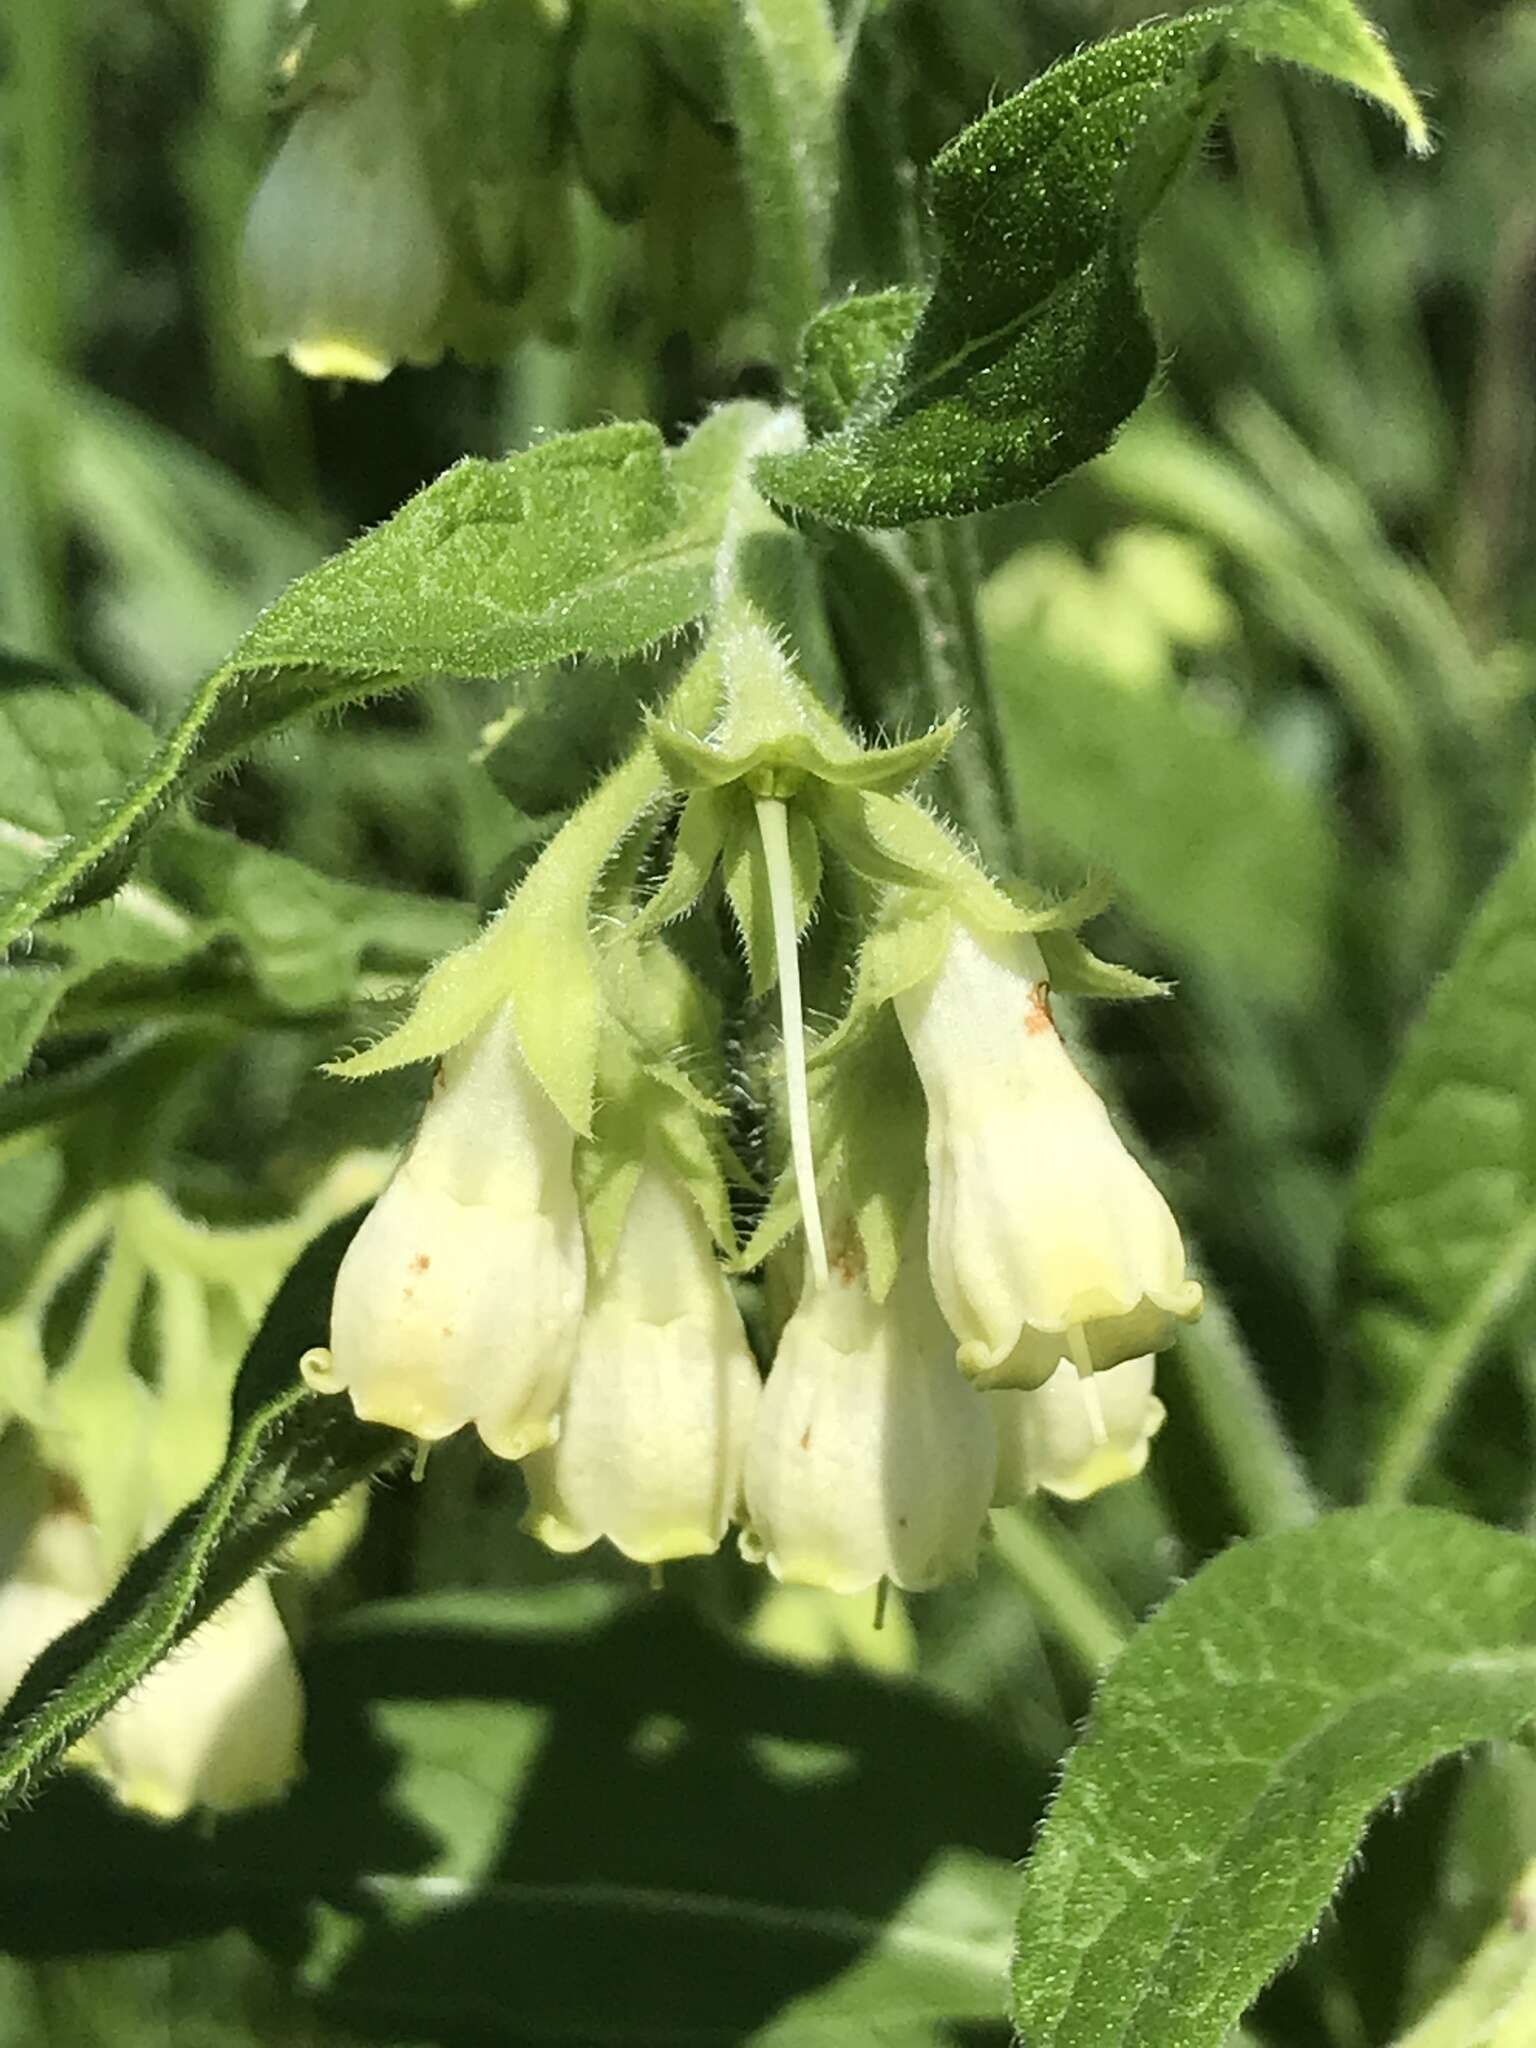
755 795 829 1290
991 1355 1166 1505
521 1168 760 1563
741 1237 997 1594
894 923 1201 1388
311 1005 586 1457
241 33 449 381
97 1580 304 1821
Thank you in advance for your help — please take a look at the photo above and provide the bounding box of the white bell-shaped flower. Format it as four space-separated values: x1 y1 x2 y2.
310 1004 586 1458
894 922 1201 1388
97 1580 304 1821
521 1167 760 1564
741 1241 997 1595
991 1355 1166 1505
241 32 449 381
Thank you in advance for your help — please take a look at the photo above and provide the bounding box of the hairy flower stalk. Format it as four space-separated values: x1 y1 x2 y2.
305 1004 586 1456
741 1231 997 1594
991 1355 1166 1505
895 922 1201 1388
520 1165 760 1563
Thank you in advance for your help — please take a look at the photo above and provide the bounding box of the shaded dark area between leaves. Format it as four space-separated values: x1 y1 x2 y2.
0 1591 1039 2045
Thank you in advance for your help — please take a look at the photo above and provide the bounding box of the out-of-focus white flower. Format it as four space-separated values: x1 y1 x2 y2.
97 1580 303 1822
0 1509 99 1725
308 1004 586 1457
241 33 449 381
521 1167 760 1563
741 1241 996 1595
0 1513 303 1819
894 922 1201 1388
991 1355 1166 1505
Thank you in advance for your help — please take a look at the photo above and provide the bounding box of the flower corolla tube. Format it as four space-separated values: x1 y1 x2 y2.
307 1004 586 1457
894 923 1202 1388
521 1166 760 1564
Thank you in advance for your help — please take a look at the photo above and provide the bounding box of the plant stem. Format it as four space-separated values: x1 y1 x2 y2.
755 795 828 1288
990 1503 1131 1675
1176 1272 1321 1533
2 0 80 654
906 522 1015 867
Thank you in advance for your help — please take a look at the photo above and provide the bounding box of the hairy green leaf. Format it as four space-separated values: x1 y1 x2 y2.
1345 818 1536 1501
1011 1508 1536 2048
0 411 769 947
0 1214 405 1816
759 2 1425 527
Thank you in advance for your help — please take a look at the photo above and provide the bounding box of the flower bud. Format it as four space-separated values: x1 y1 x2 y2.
521 1168 760 1564
97 1581 303 1821
741 1241 997 1595
241 34 449 382
894 923 1201 1388
991 1356 1166 1505
309 1005 586 1457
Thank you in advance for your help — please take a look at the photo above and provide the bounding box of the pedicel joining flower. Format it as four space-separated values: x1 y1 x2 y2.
521 1164 760 1564
990 1355 1166 1505
740 1229 997 1595
894 921 1202 1389
304 1003 586 1457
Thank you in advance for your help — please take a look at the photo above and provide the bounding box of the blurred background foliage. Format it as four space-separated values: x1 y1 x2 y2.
1 0 1534 2043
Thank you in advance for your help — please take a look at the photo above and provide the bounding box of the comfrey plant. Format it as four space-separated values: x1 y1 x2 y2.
18 4 1528 2045
296 577 1200 1591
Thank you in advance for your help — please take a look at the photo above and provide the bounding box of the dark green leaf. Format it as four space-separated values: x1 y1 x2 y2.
759 2 1424 527
1011 1507 1536 2048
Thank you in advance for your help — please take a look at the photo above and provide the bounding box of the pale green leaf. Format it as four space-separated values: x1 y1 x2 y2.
1 410 772 948
1011 1507 1536 2048
0 683 154 899
1345 817 1536 1500
983 639 1340 1009
329 651 726 1129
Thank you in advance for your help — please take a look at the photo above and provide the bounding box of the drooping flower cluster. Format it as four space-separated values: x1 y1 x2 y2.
302 597 1198 1599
